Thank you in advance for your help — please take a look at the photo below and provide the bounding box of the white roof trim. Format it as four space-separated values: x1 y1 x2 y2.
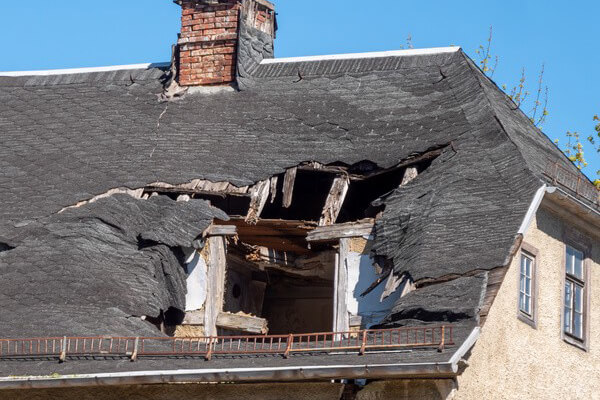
0 62 170 77
260 46 461 65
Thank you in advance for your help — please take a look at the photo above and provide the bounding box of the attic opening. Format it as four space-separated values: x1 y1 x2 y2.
141 147 441 225
224 236 335 334
163 148 441 337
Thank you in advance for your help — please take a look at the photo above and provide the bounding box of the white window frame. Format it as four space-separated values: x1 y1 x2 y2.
517 242 538 328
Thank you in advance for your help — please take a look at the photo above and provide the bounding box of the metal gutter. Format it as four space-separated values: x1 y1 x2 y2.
449 327 480 369
0 362 457 390
546 186 600 218
517 184 548 234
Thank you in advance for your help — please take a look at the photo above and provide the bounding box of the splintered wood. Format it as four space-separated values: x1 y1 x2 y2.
246 179 271 224
282 167 297 208
319 175 350 226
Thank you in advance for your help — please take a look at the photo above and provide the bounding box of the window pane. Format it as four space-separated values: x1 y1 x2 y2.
564 282 572 334
574 284 584 313
519 293 526 312
526 258 532 277
574 249 584 280
564 282 572 305
564 306 572 333
573 311 583 339
566 246 575 276
525 277 531 294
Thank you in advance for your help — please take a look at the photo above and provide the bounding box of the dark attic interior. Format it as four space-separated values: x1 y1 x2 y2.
140 149 440 338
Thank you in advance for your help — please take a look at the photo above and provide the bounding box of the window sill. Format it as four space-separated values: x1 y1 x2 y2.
563 334 588 352
517 312 536 329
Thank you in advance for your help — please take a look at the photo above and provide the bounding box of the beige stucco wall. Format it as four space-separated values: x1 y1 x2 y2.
455 204 600 399
356 379 456 400
0 382 344 400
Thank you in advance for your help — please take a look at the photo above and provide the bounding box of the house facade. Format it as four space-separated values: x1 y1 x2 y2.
0 0 598 399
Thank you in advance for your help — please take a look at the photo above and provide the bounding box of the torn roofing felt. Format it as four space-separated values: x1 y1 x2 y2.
0 48 591 340
0 195 226 338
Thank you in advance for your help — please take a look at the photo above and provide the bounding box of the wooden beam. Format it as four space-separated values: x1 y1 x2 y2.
282 167 297 208
333 238 350 336
246 179 271 223
216 312 268 335
203 224 238 237
218 218 316 237
204 236 227 337
307 220 375 242
183 311 268 335
319 175 350 226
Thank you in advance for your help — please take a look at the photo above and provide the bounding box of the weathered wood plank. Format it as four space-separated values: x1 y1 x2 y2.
282 167 297 208
307 220 375 242
204 236 227 337
269 176 278 204
319 175 350 226
183 310 268 335
203 225 238 237
246 179 271 223
333 238 350 335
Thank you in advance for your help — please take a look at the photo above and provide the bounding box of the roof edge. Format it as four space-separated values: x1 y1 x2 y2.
0 362 458 390
0 62 171 77
260 46 461 65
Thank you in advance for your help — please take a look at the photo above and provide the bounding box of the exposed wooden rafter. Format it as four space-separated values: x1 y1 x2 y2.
319 175 350 226
282 167 297 208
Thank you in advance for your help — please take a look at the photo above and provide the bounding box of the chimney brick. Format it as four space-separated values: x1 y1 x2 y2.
175 0 276 87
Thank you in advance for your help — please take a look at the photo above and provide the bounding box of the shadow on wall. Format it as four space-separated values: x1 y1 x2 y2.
348 251 402 328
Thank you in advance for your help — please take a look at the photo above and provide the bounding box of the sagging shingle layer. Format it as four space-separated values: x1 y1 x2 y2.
0 50 584 343
0 195 226 338
379 274 488 327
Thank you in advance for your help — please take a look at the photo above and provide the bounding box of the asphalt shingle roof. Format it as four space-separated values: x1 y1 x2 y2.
0 47 589 376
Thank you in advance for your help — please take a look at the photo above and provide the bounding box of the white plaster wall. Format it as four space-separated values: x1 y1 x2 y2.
184 248 207 312
347 251 401 328
455 205 600 399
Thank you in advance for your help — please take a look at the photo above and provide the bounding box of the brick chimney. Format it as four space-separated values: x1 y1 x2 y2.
174 0 276 87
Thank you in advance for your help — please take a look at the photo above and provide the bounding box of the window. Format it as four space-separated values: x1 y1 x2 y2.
517 243 538 327
563 245 586 342
519 253 534 317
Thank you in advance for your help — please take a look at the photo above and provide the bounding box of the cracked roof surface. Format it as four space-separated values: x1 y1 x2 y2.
0 48 587 375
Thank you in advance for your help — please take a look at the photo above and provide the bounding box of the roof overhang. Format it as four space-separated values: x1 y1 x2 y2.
0 328 480 390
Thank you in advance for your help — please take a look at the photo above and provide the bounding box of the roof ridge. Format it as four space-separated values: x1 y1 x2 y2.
260 46 461 65
0 62 170 77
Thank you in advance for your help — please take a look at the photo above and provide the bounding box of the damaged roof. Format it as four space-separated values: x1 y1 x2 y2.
0 46 591 375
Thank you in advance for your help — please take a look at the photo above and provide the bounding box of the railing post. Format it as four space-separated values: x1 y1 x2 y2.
130 337 139 362
437 326 446 353
59 336 67 363
205 337 214 361
359 330 367 355
283 334 294 358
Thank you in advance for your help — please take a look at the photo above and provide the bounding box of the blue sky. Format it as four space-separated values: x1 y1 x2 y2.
1 0 598 179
